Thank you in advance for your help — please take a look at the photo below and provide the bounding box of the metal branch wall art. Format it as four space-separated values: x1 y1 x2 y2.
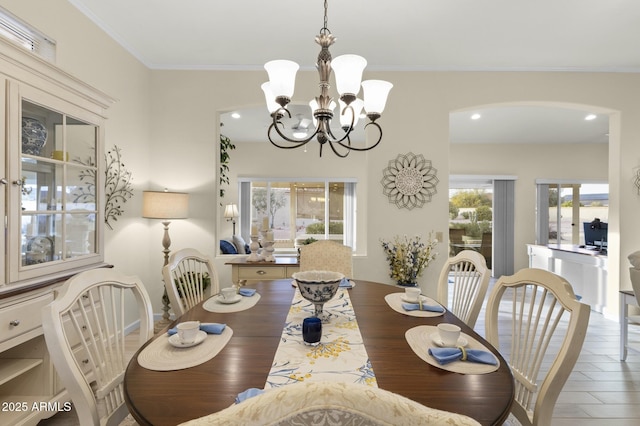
105 145 133 229
381 152 439 209
634 167 640 194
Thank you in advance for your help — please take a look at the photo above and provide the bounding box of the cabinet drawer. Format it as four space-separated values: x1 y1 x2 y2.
238 266 286 280
0 293 54 344
286 266 300 276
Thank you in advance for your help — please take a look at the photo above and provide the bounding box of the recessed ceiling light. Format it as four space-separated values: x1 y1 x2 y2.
471 113 481 120
585 114 596 121
231 112 241 119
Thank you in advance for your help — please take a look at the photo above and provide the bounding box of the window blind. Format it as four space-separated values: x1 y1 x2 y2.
0 7 56 62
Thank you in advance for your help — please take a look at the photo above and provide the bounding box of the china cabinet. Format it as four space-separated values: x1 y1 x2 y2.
0 36 113 425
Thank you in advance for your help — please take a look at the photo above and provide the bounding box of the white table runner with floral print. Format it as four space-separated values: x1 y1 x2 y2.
265 288 377 389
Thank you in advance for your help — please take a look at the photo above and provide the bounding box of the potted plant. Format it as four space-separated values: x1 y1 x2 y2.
175 272 211 298
380 232 438 286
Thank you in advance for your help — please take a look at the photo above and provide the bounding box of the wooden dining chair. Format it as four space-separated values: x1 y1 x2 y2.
436 249 490 328
299 240 353 278
42 269 154 426
163 248 220 316
448 228 465 256
485 268 590 426
179 381 481 425
479 232 492 269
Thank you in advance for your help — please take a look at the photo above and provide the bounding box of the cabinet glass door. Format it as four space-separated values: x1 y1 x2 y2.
20 100 98 268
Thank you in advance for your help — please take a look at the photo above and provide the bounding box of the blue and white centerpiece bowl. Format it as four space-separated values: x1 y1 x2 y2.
293 270 344 320
22 117 48 155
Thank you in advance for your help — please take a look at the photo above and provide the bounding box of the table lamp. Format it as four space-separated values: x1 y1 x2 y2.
142 189 189 330
224 203 239 235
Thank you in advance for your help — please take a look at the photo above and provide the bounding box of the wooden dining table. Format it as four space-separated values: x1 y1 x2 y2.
124 279 514 425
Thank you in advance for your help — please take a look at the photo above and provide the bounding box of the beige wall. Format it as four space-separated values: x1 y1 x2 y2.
3 1 640 320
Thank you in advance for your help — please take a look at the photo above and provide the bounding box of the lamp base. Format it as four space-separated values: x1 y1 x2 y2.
154 317 173 334
153 287 173 334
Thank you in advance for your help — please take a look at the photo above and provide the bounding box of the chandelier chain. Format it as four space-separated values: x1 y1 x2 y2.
320 0 330 35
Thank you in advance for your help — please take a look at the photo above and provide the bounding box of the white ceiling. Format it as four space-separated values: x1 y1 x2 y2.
68 0 622 144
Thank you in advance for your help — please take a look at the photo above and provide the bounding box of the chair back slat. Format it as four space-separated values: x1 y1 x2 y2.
437 250 490 328
485 268 590 426
163 248 219 316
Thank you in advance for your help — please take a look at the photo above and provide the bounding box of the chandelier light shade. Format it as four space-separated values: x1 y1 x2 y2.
331 54 367 96
261 82 280 115
361 80 394 116
264 60 299 100
339 98 363 129
263 0 392 157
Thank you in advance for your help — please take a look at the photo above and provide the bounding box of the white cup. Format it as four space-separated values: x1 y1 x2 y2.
405 287 421 303
437 323 461 347
221 287 237 300
176 321 200 344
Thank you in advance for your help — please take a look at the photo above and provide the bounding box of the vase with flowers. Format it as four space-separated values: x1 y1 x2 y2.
380 233 438 286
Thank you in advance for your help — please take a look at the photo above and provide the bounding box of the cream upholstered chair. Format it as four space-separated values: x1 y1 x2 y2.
42 269 153 426
628 267 640 327
485 268 590 426
299 240 353 278
437 250 489 328
163 248 220 316
178 381 481 426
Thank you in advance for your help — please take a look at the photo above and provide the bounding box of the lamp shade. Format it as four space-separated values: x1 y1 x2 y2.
264 60 299 98
142 191 189 219
224 204 239 219
331 54 367 97
361 80 393 115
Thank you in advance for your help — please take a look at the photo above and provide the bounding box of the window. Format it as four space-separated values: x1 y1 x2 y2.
20 100 98 267
0 6 56 62
536 181 608 246
238 178 356 253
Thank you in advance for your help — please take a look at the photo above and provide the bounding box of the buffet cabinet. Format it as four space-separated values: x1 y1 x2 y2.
0 37 113 425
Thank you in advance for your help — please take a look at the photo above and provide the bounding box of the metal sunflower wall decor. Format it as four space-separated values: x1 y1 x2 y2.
381 152 439 209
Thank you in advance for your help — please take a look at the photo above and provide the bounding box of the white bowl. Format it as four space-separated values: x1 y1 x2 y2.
292 270 344 308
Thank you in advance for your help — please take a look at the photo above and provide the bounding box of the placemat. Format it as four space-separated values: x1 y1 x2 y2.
203 293 261 313
137 327 233 371
265 288 377 389
405 325 500 374
385 293 445 318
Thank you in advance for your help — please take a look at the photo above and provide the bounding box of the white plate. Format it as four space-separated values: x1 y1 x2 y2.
168 330 207 348
430 333 468 348
217 294 242 304
401 294 427 303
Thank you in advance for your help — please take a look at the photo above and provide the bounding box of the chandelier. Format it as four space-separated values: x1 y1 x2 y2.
261 0 392 158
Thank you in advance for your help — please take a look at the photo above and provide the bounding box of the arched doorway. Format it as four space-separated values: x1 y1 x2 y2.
449 103 610 277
